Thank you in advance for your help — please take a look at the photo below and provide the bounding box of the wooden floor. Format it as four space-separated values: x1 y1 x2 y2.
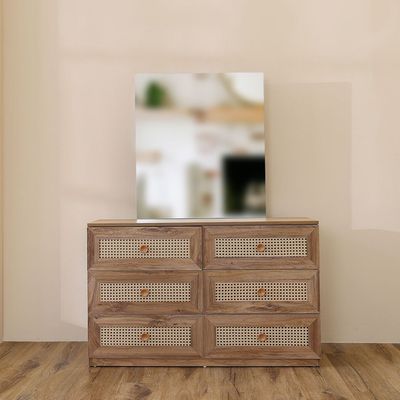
0 343 399 400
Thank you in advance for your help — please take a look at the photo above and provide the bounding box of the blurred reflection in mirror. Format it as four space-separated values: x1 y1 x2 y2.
135 73 266 219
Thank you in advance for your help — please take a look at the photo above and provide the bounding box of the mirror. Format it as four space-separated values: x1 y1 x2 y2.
135 73 266 219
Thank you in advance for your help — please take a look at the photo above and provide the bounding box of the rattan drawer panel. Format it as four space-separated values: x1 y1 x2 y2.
204 315 320 359
89 316 203 359
88 219 320 366
89 271 201 314
100 326 191 347
88 226 202 269
216 326 309 347
100 282 191 303
215 237 308 258
99 238 190 259
204 270 318 313
215 281 307 302
204 225 318 269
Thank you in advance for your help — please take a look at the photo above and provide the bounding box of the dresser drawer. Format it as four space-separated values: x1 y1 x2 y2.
88 226 201 269
204 270 318 313
204 315 320 359
204 225 318 269
89 316 203 359
89 271 201 314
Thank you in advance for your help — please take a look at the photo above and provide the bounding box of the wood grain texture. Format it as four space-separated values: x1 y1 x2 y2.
0 343 399 400
88 314 320 366
88 226 202 270
89 270 202 315
204 270 319 314
204 314 320 360
88 218 319 227
204 225 319 269
87 219 320 367
90 357 320 367
89 315 203 360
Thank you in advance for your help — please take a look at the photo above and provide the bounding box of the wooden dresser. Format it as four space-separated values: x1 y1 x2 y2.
87 218 320 367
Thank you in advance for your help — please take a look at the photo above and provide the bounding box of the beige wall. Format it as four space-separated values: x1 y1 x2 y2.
3 0 400 341
0 0 3 341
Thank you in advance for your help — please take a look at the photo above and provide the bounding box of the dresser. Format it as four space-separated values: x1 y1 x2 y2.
87 218 320 367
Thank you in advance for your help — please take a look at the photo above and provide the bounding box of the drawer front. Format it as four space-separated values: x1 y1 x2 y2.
204 225 318 269
88 226 201 269
89 271 201 314
89 316 202 358
204 270 318 313
204 315 320 359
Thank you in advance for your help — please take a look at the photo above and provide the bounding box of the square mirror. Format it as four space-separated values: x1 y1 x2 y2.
135 73 266 219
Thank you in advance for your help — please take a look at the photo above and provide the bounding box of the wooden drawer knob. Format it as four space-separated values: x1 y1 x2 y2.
257 333 268 342
257 288 267 297
140 332 150 341
139 244 149 253
256 243 265 253
140 288 150 298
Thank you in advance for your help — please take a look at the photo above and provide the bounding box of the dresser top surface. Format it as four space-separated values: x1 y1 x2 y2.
88 217 318 227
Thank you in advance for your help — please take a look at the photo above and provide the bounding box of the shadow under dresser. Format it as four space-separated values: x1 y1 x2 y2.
87 218 320 366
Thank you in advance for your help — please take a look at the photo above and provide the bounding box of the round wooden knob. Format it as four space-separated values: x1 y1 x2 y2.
257 288 267 297
257 333 268 342
140 332 150 341
256 243 265 253
140 288 150 298
139 244 149 253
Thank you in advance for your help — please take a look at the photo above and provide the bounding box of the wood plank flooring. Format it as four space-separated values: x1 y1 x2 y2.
0 342 399 399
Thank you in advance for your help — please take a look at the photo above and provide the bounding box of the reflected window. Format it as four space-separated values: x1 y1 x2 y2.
135 73 266 218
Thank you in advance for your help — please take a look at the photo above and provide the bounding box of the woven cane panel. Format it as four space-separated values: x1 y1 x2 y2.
99 282 191 303
215 281 308 302
215 237 308 258
216 326 309 347
100 326 191 347
99 238 190 259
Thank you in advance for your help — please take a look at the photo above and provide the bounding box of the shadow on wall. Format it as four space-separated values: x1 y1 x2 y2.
266 82 400 342
4 0 400 343
55 82 400 343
